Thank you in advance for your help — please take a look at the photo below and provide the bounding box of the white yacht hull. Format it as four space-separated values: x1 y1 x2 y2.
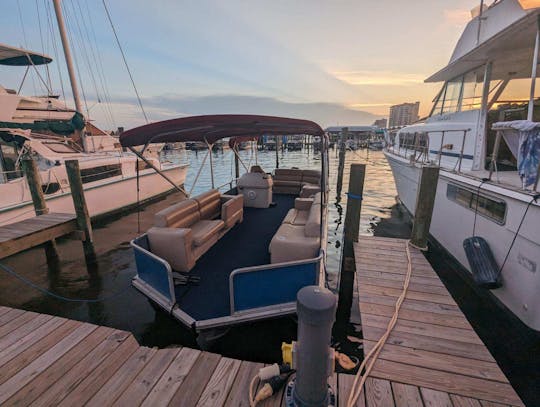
0 165 187 225
385 151 540 331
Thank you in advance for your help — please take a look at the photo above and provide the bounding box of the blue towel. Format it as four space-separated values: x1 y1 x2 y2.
518 128 540 188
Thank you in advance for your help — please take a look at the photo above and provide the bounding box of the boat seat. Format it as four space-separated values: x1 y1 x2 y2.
148 189 243 272
191 219 225 247
270 192 322 263
273 168 321 195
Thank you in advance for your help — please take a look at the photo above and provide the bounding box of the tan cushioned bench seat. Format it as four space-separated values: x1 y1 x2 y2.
148 189 243 272
269 192 322 263
273 168 321 195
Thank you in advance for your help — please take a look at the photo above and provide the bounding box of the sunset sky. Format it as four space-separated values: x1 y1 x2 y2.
1 0 480 128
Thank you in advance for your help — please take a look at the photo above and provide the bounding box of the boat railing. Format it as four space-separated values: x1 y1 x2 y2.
387 128 472 172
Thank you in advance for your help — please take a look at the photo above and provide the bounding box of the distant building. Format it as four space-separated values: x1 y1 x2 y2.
372 118 387 128
325 125 378 143
388 102 419 127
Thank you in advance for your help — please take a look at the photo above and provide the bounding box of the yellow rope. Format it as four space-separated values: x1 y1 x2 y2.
347 239 414 406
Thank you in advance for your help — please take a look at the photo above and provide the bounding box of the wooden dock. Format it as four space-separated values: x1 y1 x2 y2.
0 213 78 259
354 236 524 407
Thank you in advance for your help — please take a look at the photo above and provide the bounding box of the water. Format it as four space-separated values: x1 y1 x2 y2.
0 147 399 359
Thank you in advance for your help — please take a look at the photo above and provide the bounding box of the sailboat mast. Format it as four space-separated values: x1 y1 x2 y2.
52 0 83 114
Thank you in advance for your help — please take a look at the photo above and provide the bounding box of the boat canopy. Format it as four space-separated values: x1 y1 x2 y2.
0 43 52 66
426 1 540 83
119 115 325 147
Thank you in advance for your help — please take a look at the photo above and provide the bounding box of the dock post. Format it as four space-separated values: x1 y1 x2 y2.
234 146 240 179
275 135 280 168
65 160 96 265
21 158 59 265
336 163 366 325
410 165 439 250
288 285 336 407
336 127 348 199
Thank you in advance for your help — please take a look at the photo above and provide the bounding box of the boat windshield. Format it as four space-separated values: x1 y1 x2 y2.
430 68 485 117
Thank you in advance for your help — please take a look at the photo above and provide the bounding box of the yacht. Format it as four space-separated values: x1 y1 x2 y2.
384 0 540 331
0 44 188 226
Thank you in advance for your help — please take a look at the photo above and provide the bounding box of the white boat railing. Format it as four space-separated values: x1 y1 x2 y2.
387 129 471 172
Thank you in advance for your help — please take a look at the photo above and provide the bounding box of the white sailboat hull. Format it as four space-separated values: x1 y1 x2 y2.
0 164 187 225
385 150 540 331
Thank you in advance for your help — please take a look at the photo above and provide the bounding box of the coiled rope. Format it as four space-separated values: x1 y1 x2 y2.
347 239 414 406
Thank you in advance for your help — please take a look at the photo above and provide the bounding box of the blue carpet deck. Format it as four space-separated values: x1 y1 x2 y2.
174 194 295 321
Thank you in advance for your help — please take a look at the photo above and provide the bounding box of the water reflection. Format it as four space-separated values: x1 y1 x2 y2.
0 147 399 360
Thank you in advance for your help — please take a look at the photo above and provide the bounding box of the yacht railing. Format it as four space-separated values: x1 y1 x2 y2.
386 129 471 172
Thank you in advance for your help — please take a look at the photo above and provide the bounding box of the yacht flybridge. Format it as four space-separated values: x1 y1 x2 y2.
384 0 540 331
121 115 329 339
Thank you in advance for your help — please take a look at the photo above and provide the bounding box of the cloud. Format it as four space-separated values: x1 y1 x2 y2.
104 94 379 129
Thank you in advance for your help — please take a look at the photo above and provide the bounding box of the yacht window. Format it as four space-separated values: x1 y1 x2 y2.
441 77 463 114
461 71 484 111
446 184 506 224
0 143 22 181
43 142 78 153
80 164 122 184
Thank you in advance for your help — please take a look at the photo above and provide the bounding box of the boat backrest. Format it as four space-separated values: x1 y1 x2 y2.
274 168 303 182
154 199 200 228
193 189 221 220
301 169 321 185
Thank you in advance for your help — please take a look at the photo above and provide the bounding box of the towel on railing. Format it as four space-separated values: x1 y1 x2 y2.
493 121 540 188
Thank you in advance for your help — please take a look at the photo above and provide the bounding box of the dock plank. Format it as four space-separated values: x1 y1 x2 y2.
169 351 222 407
364 377 395 407
420 387 453 406
391 382 423 407
361 313 484 345
142 347 199 406
0 313 52 351
4 326 112 406
86 346 157 407
196 357 242 406
0 319 79 385
112 347 179 406
0 322 96 404
30 328 132 407
359 302 471 329
363 340 507 383
0 311 38 339
57 334 140 406
224 361 264 407
338 373 366 407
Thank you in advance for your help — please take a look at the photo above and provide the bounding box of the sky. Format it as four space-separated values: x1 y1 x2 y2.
1 0 480 129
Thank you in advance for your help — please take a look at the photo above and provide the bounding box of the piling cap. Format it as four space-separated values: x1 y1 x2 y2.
297 286 336 325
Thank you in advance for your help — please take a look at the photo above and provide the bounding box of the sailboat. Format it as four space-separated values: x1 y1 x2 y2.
0 4 188 226
384 0 540 331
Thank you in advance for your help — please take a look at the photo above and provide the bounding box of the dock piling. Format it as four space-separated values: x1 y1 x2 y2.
410 165 439 250
336 163 366 326
336 127 348 199
65 159 96 264
289 286 336 407
21 158 59 265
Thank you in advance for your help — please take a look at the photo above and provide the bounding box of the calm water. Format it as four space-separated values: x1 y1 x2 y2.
0 147 398 358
